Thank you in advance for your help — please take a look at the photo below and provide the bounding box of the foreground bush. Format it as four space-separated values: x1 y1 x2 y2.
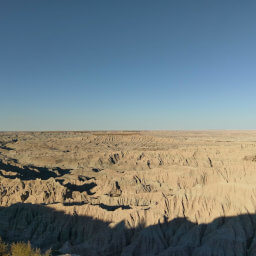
0 238 8 256
0 238 50 256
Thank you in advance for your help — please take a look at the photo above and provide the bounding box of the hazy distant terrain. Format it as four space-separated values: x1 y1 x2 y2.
1 131 256 255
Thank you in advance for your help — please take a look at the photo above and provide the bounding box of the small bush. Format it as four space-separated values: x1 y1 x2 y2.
0 238 50 256
0 238 9 256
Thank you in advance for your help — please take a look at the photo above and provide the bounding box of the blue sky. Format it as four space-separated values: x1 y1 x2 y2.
1 0 256 130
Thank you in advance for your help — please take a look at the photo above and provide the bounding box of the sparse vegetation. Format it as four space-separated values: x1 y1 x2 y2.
0 238 50 256
0 238 8 256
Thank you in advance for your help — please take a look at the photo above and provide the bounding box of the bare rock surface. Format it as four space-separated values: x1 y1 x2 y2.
1 131 256 255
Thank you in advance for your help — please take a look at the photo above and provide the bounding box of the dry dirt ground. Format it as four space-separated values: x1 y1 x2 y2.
1 130 256 255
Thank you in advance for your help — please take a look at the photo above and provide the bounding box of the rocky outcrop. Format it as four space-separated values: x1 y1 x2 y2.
1 131 256 255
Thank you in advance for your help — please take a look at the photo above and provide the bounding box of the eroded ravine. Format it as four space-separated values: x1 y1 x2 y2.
1 131 256 255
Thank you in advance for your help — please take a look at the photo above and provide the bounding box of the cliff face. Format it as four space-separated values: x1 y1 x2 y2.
1 131 256 255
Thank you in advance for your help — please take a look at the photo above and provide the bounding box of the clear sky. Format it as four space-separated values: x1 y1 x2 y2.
1 1 256 131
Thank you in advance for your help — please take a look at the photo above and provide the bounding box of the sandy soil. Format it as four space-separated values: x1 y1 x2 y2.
1 130 256 255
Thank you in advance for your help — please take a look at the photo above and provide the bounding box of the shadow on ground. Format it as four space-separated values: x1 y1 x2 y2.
0 160 70 180
0 160 99 196
0 203 256 256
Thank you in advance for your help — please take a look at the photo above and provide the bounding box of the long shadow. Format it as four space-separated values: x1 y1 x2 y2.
0 139 18 151
0 160 97 196
1 203 256 256
0 145 13 151
0 159 70 180
56 179 97 196
97 203 131 211
62 202 132 210
64 182 97 195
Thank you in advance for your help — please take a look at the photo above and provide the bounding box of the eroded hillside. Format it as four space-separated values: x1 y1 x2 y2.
1 131 256 255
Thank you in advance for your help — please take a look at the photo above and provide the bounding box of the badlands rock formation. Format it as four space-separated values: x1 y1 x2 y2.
1 131 256 255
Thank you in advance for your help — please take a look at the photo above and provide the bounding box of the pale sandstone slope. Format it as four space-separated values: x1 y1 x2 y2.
1 131 256 255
